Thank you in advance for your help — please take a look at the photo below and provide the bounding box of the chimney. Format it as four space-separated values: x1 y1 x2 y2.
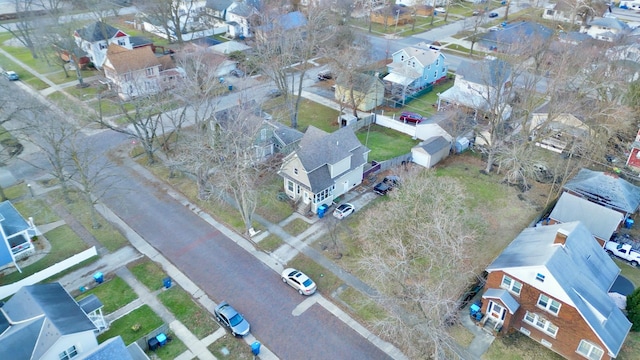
554 228 570 246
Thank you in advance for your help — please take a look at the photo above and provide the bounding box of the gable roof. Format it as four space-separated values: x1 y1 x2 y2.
563 168 640 214
396 44 443 68
549 192 623 240
78 336 134 360
290 126 369 192
482 288 520 314
589 17 630 31
456 58 511 87
0 200 31 239
0 283 97 360
105 44 161 73
76 21 127 42
480 21 553 48
271 122 304 148
417 136 450 155
227 2 256 17
487 222 631 356
205 0 233 11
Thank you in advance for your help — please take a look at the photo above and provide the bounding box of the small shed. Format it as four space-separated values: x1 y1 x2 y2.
411 136 450 168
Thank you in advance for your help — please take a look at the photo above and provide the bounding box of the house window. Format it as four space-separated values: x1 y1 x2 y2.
546 9 554 15
536 273 545 282
146 68 154 76
124 73 132 82
401 55 404 61
434 71 437 78
537 294 561 315
99 42 107 50
435 59 439 66
59 345 78 360
500 275 522 295
294 168 298 175
287 180 294 192
260 128 267 140
118 39 126 46
576 340 604 360
523 311 558 337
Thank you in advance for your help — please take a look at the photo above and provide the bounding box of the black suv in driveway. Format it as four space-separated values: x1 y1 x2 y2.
317 71 333 81
373 175 400 195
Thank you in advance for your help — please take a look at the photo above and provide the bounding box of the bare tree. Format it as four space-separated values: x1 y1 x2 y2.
0 0 49 58
138 0 200 44
356 169 481 359
253 6 335 128
172 105 268 235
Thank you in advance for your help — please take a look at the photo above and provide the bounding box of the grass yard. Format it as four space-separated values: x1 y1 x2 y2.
57 191 129 251
0 225 88 285
263 97 340 133
147 333 188 360
97 305 164 345
256 233 284 253
482 331 563 360
158 285 218 339
287 254 343 295
356 124 419 161
209 335 254 359
337 286 386 323
13 198 60 225
129 259 168 292
255 173 293 224
76 276 138 314
282 218 311 236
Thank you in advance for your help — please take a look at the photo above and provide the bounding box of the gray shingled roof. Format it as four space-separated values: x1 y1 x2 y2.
228 2 255 17
0 200 30 238
590 17 630 31
487 222 631 357
420 136 450 155
563 168 640 214
272 122 303 147
205 0 232 11
549 192 623 241
482 288 520 314
457 58 511 88
0 283 97 360
76 21 122 42
79 336 134 360
295 126 369 192
78 294 104 314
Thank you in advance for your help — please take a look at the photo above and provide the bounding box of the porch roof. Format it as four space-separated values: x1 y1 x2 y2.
383 72 418 87
482 288 520 314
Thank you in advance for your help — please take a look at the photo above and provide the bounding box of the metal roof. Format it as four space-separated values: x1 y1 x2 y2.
549 192 623 241
487 222 631 356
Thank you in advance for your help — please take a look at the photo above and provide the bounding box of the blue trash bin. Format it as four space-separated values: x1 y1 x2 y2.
156 333 167 346
163 277 172 289
625 218 635 229
93 272 104 284
251 341 261 356
228 85 233 91
317 204 328 218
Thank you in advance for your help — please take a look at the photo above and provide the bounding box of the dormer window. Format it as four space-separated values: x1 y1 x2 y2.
146 68 154 76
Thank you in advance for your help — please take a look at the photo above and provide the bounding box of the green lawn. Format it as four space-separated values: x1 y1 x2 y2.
148 333 188 360
129 259 168 292
356 125 419 161
282 218 311 236
264 98 340 133
255 173 293 224
256 233 284 253
76 276 138 314
0 225 88 285
157 285 218 339
13 198 60 225
98 305 164 345
208 335 254 359
287 254 343 295
388 79 455 118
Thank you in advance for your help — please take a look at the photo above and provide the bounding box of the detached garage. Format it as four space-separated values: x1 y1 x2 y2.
412 136 451 168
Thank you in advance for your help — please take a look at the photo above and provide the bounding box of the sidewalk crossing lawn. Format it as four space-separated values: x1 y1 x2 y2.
76 276 138 314
158 285 219 339
98 305 163 345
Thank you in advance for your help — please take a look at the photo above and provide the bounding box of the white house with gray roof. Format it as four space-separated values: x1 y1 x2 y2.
481 221 631 360
581 17 630 42
278 126 369 214
548 192 624 246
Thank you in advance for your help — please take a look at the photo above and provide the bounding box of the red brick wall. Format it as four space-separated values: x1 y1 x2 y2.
484 271 611 360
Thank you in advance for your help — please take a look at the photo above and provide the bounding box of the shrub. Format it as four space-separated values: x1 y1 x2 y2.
627 287 640 331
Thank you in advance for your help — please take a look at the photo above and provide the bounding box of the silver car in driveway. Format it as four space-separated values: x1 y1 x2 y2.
214 301 250 337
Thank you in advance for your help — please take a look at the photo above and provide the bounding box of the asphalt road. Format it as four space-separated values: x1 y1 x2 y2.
78 130 393 360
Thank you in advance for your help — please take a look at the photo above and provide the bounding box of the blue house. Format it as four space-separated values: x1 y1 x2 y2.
383 42 448 90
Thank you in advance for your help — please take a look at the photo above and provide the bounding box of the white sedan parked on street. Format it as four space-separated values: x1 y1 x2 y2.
281 268 317 295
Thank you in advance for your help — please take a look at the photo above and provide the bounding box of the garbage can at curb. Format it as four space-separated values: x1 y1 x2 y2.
163 277 172 289
228 85 233 91
93 272 104 284
251 341 261 356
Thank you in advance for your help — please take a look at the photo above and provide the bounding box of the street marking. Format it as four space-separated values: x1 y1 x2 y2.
292 295 318 316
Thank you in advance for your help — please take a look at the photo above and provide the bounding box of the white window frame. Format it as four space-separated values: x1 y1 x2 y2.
576 340 604 360
287 180 294 192
537 294 561 315
500 275 522 295
523 311 558 337
59 345 78 360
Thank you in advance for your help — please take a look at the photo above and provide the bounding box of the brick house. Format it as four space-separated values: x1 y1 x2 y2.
481 221 631 359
